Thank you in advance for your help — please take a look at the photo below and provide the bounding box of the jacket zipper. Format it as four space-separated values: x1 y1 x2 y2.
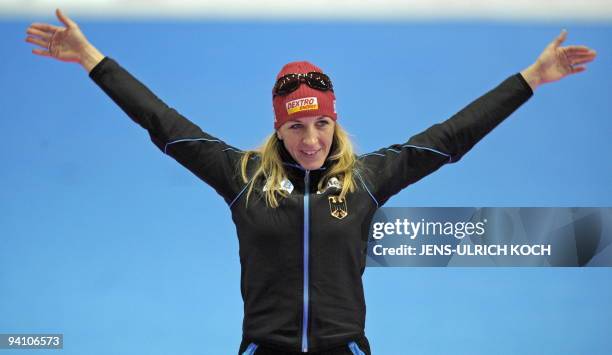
301 170 310 352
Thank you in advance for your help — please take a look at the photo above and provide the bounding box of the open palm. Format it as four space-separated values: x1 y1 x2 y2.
534 30 597 84
25 9 90 62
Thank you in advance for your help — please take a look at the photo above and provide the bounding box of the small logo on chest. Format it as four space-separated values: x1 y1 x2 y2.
262 178 294 194
328 195 348 220
317 176 342 195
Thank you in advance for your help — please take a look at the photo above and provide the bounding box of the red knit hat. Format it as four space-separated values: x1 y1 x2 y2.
272 61 337 130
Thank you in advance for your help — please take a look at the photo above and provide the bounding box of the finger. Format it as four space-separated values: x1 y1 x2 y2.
567 53 597 64
565 48 597 57
568 52 597 61
565 49 595 57
564 45 592 52
552 29 568 47
571 57 596 66
56 8 77 28
570 66 586 74
32 48 53 58
25 36 49 48
567 50 597 57
30 23 62 33
26 27 52 40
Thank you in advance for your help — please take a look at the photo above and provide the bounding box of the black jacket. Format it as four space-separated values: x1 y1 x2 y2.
89 57 533 353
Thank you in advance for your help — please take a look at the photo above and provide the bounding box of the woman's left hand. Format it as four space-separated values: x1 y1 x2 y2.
521 30 597 91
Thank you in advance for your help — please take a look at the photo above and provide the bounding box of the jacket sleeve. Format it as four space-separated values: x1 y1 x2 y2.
356 73 533 206
89 56 245 205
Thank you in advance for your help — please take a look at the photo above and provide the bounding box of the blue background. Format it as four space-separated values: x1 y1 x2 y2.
1 19 611 354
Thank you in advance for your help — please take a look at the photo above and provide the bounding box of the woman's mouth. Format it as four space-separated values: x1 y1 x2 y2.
300 149 321 158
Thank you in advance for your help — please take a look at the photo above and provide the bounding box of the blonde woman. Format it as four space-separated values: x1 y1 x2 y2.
26 9 596 355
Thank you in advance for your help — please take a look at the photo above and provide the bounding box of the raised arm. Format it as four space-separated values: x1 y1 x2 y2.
26 9 247 205
358 30 596 206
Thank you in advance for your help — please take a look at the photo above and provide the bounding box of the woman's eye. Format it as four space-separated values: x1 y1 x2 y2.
290 124 302 129
316 121 329 127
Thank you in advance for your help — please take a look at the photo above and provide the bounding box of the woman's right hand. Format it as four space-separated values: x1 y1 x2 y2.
26 8 104 72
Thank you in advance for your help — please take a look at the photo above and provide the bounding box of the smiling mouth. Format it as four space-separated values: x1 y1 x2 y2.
300 149 321 157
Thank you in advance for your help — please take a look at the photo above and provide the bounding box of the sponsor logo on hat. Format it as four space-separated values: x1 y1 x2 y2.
286 97 318 115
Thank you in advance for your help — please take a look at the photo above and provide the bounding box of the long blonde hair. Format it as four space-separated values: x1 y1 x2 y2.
239 123 359 208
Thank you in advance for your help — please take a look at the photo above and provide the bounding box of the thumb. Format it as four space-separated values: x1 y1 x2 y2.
56 8 77 28
552 29 568 48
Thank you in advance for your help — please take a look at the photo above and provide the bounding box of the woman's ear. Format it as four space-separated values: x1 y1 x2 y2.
276 131 283 141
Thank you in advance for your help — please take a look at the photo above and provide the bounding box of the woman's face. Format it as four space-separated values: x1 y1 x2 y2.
277 115 335 170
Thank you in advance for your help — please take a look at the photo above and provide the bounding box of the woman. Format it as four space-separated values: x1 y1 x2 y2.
26 9 596 355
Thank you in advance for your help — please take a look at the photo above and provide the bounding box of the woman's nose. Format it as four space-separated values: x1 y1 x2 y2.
302 128 318 145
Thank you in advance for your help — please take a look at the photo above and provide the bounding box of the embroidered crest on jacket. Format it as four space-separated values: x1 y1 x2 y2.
317 176 342 195
328 195 348 220
262 178 294 194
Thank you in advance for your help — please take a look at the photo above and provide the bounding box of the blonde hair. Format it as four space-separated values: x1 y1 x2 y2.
239 123 359 208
